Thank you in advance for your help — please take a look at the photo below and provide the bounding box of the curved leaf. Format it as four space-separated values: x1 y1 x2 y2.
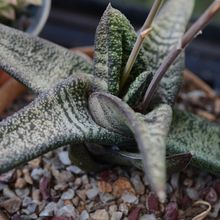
0 75 131 173
167 109 220 176
89 92 172 201
94 4 148 95
0 24 93 93
143 0 195 105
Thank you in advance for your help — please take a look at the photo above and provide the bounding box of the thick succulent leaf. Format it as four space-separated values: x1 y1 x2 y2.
0 24 93 93
94 4 148 95
0 75 131 173
123 71 153 107
143 0 195 105
89 92 172 201
167 109 220 176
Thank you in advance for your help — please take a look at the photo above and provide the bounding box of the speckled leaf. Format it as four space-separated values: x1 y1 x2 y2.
89 92 172 201
123 71 153 107
0 75 131 173
143 0 195 105
94 4 147 95
167 109 220 176
0 24 93 93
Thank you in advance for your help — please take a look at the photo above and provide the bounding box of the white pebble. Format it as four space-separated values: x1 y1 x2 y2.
58 151 71 165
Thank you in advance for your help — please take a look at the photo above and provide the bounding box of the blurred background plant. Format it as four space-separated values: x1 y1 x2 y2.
0 0 42 31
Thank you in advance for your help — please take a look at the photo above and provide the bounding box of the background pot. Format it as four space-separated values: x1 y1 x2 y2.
25 0 51 36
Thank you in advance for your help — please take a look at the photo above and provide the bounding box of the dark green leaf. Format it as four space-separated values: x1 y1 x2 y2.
94 4 148 95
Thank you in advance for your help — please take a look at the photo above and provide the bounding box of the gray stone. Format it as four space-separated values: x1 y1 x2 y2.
39 202 57 216
56 204 79 218
79 210 89 220
121 192 138 204
61 189 75 200
86 187 99 200
58 151 71 165
111 211 123 220
92 209 109 220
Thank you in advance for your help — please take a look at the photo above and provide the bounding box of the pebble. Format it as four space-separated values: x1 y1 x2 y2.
14 178 27 189
98 181 113 193
3 186 17 198
110 211 123 220
22 196 32 207
31 168 44 181
122 192 138 204
186 188 199 200
28 158 41 168
76 189 87 201
109 204 117 215
72 196 80 207
146 192 159 212
58 151 71 165
0 197 22 214
23 169 33 185
140 214 157 220
39 202 57 216
79 210 89 220
0 210 9 220
99 192 115 204
86 187 99 200
91 209 109 220
32 189 41 203
130 174 145 195
15 188 30 199
67 165 83 174
0 170 15 183
164 202 178 220
113 177 135 197
56 204 79 218
61 189 75 200
119 203 129 215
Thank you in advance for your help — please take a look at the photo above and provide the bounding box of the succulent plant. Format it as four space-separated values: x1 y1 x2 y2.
0 0 220 201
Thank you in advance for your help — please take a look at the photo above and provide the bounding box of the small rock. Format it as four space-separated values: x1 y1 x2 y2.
67 165 83 175
113 177 135 197
39 202 57 216
122 192 138 204
3 186 17 198
31 168 44 181
23 169 33 185
0 170 15 183
82 175 89 185
79 210 89 220
92 209 109 220
205 187 218 204
72 196 79 207
76 190 87 201
130 175 145 195
140 214 157 220
98 181 113 193
56 171 74 184
99 193 115 204
109 204 117 215
58 151 71 165
28 158 41 168
0 197 22 214
14 178 27 189
86 187 99 200
164 202 178 220
111 211 123 220
0 209 9 220
56 204 79 218
128 207 141 220
119 203 129 215
170 173 179 190
26 202 38 214
32 189 41 203
146 192 159 213
22 196 32 207
39 176 51 200
15 188 30 199
61 189 75 200
186 188 199 200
